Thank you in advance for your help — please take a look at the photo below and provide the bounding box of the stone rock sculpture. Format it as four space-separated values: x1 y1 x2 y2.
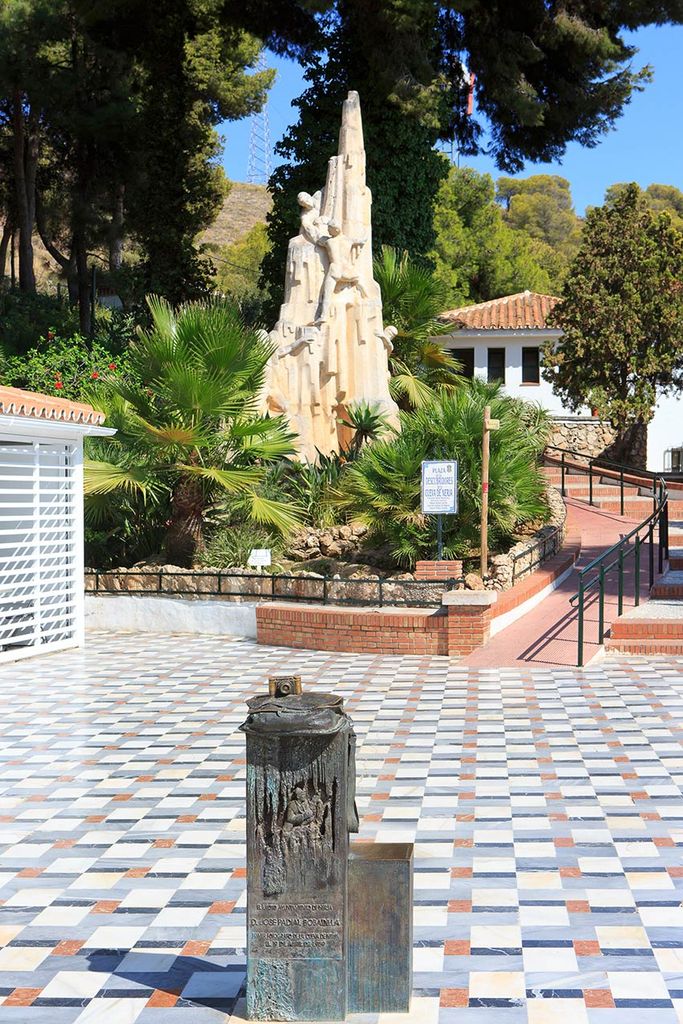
262 91 399 461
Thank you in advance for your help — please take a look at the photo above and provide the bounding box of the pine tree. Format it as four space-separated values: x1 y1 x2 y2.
261 3 448 319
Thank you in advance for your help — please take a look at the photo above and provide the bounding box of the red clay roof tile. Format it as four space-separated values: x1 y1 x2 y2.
0 386 106 426
440 290 560 331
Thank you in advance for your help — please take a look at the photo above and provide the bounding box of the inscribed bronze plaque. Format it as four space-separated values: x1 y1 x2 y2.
249 895 344 959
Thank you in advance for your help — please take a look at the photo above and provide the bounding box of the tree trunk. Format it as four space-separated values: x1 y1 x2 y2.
11 90 37 293
0 221 12 284
608 421 648 469
109 184 125 272
165 475 205 567
73 225 91 335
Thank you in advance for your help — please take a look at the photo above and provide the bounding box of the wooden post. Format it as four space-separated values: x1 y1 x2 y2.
480 406 499 577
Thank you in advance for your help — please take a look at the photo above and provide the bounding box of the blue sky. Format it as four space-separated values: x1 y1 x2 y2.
219 23 683 215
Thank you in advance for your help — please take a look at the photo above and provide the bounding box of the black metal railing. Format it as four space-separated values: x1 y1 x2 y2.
544 444 677 517
85 568 465 609
545 446 671 666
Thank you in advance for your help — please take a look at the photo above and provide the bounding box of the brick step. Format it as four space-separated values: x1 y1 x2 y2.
542 472 599 485
605 638 683 654
555 485 650 498
670 551 683 570
543 474 648 495
590 498 659 514
651 583 683 598
610 617 683 639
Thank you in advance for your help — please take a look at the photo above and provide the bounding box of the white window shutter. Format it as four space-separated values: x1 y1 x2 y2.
0 439 83 660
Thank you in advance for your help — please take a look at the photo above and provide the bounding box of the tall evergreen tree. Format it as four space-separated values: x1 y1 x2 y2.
544 185 683 457
431 165 552 305
261 2 449 319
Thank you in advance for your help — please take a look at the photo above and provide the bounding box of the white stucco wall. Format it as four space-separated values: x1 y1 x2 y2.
437 328 578 415
438 327 682 472
648 392 683 472
85 594 258 638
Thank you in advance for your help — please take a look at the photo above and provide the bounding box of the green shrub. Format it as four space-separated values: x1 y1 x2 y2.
197 524 283 570
332 379 551 568
0 291 80 357
1 332 134 401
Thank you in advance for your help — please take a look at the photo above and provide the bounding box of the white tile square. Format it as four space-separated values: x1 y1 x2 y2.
41 971 110 999
469 971 526 999
74 997 146 1023
608 971 670 1000
86 926 147 949
32 905 91 927
0 946 50 971
153 907 207 928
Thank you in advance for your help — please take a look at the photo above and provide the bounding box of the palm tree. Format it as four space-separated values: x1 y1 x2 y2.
337 400 392 457
332 380 551 568
85 296 302 566
374 246 462 409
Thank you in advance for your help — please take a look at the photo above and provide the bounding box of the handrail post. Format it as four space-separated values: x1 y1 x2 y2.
659 499 664 574
618 547 624 615
649 521 655 589
589 460 593 506
598 564 605 643
577 575 585 667
620 467 624 516
378 578 383 607
634 534 641 607
664 487 669 558
323 576 328 604
561 452 566 497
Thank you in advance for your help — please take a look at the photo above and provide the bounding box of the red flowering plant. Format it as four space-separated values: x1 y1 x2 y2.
1 332 136 401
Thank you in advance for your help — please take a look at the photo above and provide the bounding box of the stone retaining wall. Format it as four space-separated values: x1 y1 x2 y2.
84 567 447 606
547 417 647 468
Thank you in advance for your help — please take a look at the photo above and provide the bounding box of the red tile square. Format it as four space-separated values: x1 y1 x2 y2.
182 940 211 956
444 940 470 955
584 989 615 1008
4 989 41 1006
574 940 601 956
147 990 179 1007
209 901 235 914
53 940 84 956
440 988 469 1007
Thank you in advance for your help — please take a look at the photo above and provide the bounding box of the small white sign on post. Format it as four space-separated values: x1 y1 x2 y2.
248 548 272 569
421 461 458 515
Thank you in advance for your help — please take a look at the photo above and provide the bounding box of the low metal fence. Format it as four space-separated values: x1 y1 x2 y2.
85 569 465 609
510 524 564 586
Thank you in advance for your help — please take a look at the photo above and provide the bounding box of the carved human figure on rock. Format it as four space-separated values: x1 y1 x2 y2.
317 222 368 323
261 91 399 461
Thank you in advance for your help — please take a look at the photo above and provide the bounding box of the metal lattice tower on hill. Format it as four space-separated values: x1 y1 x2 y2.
247 54 271 185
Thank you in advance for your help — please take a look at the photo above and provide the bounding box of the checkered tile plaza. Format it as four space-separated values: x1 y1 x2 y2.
1 634 683 1023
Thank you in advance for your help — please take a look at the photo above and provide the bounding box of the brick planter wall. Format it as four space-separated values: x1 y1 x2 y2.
256 591 497 657
257 605 449 656
255 535 581 658
415 560 463 581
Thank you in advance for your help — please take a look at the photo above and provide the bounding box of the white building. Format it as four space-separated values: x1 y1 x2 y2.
0 386 113 663
436 290 682 472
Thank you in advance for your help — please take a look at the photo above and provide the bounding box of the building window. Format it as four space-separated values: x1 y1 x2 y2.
487 347 505 384
452 348 474 378
522 346 540 384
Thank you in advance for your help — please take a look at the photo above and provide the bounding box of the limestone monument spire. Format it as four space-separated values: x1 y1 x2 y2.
261 90 400 461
